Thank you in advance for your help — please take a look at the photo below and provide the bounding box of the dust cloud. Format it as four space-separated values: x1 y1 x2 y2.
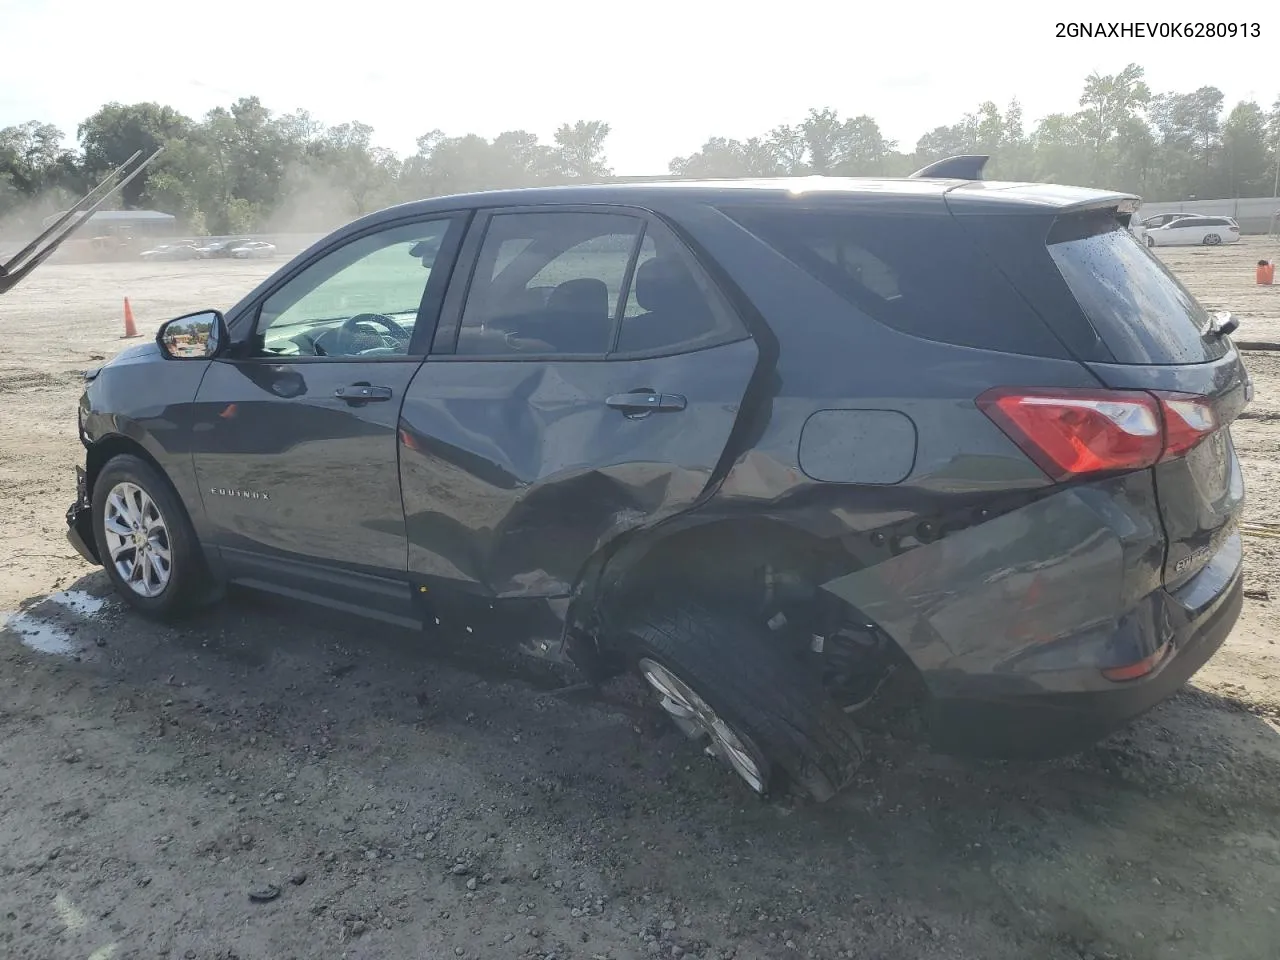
0 186 80 256
260 164 367 238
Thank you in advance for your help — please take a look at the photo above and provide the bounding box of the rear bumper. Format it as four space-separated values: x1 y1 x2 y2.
820 480 1245 761
925 559 1242 758
65 465 99 565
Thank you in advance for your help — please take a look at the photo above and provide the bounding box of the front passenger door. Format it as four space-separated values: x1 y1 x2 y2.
192 214 467 590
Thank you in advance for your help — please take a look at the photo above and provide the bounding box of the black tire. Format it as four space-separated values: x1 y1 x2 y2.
1204 233 1222 245
617 597 865 802
91 454 212 620
1145 235 1156 248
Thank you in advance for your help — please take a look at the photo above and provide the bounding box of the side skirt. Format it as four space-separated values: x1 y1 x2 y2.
219 547 580 665
221 547 422 630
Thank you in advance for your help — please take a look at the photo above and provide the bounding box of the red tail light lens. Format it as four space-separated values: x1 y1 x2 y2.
1159 393 1217 457
978 387 1217 481
978 388 1162 480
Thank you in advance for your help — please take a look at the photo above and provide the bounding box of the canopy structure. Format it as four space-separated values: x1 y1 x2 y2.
44 208 176 232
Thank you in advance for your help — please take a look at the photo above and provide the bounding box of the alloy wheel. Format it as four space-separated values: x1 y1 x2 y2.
638 657 767 793
103 481 172 598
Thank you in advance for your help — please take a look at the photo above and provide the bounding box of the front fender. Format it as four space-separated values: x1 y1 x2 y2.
81 350 212 537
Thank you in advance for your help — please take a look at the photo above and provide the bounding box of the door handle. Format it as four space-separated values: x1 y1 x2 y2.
334 382 393 404
605 391 687 416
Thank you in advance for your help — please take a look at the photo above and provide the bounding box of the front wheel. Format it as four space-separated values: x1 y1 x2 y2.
91 454 213 619
618 597 865 802
1145 235 1156 248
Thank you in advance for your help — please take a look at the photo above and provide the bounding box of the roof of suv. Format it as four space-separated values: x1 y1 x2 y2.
369 177 1141 221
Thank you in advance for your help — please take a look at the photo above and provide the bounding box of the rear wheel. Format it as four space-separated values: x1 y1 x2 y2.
1203 233 1222 245
92 454 213 619
617 596 865 802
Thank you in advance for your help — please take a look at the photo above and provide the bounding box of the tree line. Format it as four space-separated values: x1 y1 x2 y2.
2 63 1277 237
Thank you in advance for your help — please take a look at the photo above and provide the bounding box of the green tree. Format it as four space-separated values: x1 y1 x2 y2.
0 121 76 196
1078 64 1151 182
1029 113 1088 186
1151 86 1225 196
669 137 781 177
766 123 807 173
77 102 191 206
552 121 612 179
1221 101 1271 197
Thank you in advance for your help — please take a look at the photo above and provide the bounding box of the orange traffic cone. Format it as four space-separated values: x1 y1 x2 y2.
122 297 139 338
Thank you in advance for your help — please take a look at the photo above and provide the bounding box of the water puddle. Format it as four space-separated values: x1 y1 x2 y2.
47 589 108 617
0 589 110 658
0 611 78 656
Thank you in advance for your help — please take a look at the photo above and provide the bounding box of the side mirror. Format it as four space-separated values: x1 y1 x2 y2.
157 310 226 360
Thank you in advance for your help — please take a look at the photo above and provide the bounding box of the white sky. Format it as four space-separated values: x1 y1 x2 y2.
1 0 1275 174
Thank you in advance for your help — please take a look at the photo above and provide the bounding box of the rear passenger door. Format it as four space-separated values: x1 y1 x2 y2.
398 206 759 598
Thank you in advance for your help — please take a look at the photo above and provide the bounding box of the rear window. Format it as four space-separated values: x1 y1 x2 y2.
721 205 1067 357
1045 214 1226 365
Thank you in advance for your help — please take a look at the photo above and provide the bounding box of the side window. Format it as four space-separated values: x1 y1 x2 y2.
255 218 455 359
720 204 1069 357
455 212 642 356
614 221 743 355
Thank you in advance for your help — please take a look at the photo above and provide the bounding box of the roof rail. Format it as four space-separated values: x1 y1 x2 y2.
0 147 164 296
908 155 989 181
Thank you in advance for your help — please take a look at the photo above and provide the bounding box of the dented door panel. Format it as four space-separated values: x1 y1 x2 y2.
399 337 758 596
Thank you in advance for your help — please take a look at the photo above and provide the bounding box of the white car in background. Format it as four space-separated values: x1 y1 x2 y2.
1139 213 1198 229
1143 215 1241 247
229 240 277 259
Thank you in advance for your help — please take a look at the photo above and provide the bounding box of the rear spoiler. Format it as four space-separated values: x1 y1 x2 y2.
0 147 164 296
909 155 989 181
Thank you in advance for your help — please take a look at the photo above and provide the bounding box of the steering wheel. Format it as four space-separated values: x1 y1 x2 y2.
333 312 411 355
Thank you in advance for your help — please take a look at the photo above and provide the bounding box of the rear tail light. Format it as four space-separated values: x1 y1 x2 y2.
977 387 1217 481
1161 394 1218 457
1230 225 1240 233
1102 640 1171 682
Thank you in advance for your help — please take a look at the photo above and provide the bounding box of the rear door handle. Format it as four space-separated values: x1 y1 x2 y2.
605 391 687 415
334 382 393 404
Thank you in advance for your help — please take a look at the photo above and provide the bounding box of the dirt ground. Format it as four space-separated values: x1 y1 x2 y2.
2 237 1280 960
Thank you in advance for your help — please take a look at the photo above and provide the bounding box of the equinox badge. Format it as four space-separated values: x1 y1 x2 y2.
209 487 269 500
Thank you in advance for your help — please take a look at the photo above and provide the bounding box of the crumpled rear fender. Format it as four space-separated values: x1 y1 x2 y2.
820 474 1167 698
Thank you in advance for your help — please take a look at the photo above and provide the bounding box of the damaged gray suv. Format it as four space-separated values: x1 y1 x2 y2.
66 157 1248 802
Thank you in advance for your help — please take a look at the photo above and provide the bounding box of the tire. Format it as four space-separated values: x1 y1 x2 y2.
91 454 212 619
617 597 865 803
1204 233 1221 245
1145 235 1156 248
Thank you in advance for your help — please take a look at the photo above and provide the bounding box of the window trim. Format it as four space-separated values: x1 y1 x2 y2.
427 202 750 363
223 211 471 365
607 225 648 354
